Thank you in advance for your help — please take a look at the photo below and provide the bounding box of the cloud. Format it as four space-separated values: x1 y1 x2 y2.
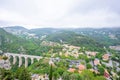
0 0 120 28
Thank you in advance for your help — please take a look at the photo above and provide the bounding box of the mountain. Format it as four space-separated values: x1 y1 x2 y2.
45 31 104 51
72 28 120 47
0 28 38 54
29 27 120 46
29 28 62 37
0 28 62 56
2 26 120 48
3 26 28 35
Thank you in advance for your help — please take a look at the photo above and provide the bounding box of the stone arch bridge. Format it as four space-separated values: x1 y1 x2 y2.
4 53 43 68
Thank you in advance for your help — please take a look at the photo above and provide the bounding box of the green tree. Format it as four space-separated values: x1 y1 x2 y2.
2 56 8 60
98 66 104 75
0 68 14 80
86 63 92 69
19 67 31 80
80 70 94 80
49 64 53 80
53 71 60 80
56 67 64 76
62 71 70 80
69 73 81 80
14 67 23 79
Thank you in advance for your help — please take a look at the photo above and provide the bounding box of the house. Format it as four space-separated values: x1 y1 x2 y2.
78 64 85 71
104 70 110 79
68 68 76 72
94 59 100 66
31 74 40 80
85 51 97 57
90 69 99 74
102 54 110 61
31 74 49 80
67 60 80 68
89 52 97 56
0 60 11 70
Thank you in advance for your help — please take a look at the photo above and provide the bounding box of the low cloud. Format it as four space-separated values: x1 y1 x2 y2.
0 0 120 28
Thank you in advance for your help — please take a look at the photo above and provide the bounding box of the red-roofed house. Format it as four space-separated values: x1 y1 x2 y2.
68 68 76 73
102 54 110 61
104 70 110 79
78 64 85 71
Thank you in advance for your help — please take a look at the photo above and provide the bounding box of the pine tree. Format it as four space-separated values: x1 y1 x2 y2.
49 64 53 80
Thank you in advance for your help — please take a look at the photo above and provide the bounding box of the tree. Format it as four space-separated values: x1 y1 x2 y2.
19 67 31 80
69 73 81 80
56 68 64 76
53 71 60 80
49 64 53 80
14 67 23 79
98 66 104 75
80 70 94 80
0 68 14 80
2 56 8 60
86 63 92 69
62 71 70 80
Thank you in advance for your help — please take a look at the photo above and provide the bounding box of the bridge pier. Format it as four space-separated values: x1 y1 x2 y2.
13 56 17 64
37 58 41 61
31 58 34 64
25 57 28 68
19 57 22 67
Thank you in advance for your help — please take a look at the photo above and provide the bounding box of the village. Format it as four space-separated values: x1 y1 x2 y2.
23 44 120 80
0 44 120 80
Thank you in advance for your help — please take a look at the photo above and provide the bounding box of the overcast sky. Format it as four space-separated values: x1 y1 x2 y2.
0 0 120 29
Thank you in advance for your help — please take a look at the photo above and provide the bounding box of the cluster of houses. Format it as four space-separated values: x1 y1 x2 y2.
0 43 119 80
56 44 120 79
41 41 60 47
0 57 11 70
62 44 81 58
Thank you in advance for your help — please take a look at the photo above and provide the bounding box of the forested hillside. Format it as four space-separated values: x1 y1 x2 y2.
2 26 120 53
0 28 37 54
46 31 104 51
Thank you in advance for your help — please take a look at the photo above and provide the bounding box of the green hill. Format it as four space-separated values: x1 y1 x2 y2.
0 28 62 55
0 28 38 54
46 31 104 51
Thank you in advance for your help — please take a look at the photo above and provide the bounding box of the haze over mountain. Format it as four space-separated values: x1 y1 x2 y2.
1 26 120 48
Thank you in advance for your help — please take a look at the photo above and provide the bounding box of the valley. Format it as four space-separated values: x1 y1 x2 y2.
0 26 120 80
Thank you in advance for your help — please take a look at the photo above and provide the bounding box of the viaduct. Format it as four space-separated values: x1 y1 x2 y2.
4 53 43 68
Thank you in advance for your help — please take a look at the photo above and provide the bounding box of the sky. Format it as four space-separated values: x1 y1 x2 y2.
0 0 120 29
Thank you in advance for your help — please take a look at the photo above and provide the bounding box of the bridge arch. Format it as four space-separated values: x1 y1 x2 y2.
4 53 43 68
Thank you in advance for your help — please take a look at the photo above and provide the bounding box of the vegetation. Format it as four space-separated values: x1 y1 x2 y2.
0 27 120 80
0 66 31 80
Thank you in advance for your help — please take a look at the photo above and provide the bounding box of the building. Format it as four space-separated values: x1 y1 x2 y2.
94 59 100 66
102 54 110 61
78 64 85 71
0 60 11 70
68 68 76 72
31 74 49 80
86 51 97 57
104 70 110 79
